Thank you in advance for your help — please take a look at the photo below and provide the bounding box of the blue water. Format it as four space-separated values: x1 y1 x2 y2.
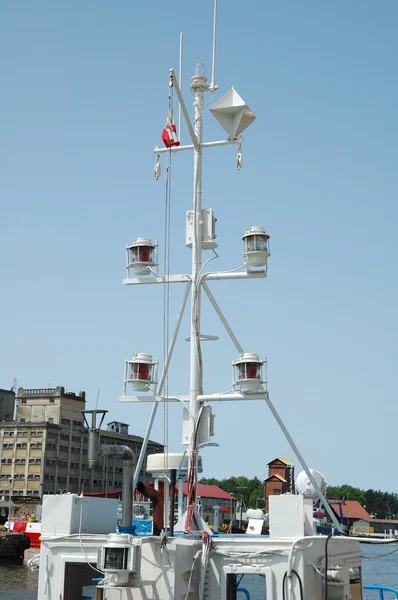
1 543 398 599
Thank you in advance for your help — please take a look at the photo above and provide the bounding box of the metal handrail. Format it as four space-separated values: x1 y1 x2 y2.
364 585 398 599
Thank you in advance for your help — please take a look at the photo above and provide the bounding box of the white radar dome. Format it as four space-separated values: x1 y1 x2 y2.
295 469 327 499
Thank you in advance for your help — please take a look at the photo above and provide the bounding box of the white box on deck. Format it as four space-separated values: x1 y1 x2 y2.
41 494 118 536
269 495 315 538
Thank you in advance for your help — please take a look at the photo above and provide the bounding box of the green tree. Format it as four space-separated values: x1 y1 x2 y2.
326 485 365 505
200 476 264 509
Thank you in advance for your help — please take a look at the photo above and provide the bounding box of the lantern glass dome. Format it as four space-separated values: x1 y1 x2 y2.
127 238 157 276
127 352 155 391
242 226 270 269
233 353 264 393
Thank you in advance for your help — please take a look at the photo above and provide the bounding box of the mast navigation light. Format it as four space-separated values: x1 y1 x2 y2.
242 226 270 269
127 238 157 276
210 88 256 140
233 353 265 392
194 62 205 77
125 353 156 392
191 62 207 88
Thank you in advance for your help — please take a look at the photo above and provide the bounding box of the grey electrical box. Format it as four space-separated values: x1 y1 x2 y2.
186 208 218 249
182 405 215 445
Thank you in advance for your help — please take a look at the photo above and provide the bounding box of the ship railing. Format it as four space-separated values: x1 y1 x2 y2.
364 584 398 599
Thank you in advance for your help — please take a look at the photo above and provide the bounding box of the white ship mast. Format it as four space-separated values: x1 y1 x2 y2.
35 6 397 600
120 0 342 534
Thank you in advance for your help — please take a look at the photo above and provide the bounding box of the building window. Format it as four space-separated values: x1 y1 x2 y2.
34 475 40 480
0 459 6 464
47 443 57 450
61 418 70 425
6 459 12 464
17 431 28 437
33 490 40 496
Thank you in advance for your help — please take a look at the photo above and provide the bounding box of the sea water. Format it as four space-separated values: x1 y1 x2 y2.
1 544 398 600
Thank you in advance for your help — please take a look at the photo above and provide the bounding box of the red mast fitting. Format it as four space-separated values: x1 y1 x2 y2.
162 107 180 148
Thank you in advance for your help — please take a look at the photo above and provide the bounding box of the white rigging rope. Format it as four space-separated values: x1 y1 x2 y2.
163 153 172 509
162 79 175 528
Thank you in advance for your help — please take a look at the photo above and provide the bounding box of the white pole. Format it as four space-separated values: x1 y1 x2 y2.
202 283 244 354
132 282 191 490
188 67 206 522
189 72 205 432
178 479 184 518
178 33 183 144
264 393 344 534
164 477 169 531
210 0 218 91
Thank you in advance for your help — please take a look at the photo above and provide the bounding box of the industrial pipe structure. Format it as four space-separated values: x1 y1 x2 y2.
82 410 135 529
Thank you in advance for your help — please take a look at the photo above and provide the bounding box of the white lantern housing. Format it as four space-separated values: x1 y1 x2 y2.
233 353 265 392
126 238 157 276
242 226 270 269
125 352 156 392
98 533 137 586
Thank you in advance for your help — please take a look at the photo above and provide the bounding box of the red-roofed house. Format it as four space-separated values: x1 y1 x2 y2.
327 500 371 529
87 482 237 524
187 483 237 523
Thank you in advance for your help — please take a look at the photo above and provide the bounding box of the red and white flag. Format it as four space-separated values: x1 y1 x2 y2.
162 108 180 148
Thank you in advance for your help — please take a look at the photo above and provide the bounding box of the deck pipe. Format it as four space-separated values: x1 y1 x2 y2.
87 429 135 528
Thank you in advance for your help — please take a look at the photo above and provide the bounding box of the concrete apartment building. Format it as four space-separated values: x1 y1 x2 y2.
0 388 15 422
0 386 163 509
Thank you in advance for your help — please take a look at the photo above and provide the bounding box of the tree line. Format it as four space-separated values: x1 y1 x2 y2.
200 477 398 519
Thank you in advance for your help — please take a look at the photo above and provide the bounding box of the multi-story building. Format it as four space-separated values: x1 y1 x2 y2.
0 388 15 421
264 457 295 513
0 386 163 513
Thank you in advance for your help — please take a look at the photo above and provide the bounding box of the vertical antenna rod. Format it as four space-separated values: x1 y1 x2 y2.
210 0 218 91
178 33 183 143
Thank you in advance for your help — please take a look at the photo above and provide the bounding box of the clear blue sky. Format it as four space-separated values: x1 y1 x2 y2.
1 1 397 493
